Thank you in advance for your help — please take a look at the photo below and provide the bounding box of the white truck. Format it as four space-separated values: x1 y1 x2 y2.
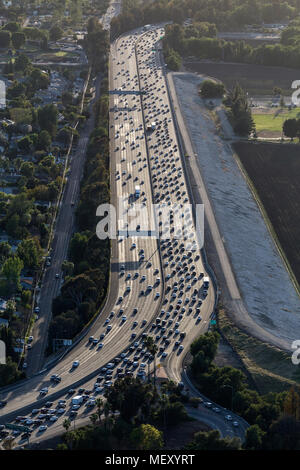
146 121 156 132
203 277 210 289
135 185 141 198
72 395 83 406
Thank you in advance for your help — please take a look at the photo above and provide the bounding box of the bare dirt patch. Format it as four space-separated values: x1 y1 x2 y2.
233 141 300 289
184 61 300 96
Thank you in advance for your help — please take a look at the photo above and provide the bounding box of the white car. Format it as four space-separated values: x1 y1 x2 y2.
39 425 47 432
225 415 233 421
49 415 58 422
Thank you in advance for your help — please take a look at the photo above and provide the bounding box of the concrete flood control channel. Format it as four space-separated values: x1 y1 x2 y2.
171 72 300 350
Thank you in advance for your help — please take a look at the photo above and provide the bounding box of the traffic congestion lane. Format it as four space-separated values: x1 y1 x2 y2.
0 28 163 418
1 26 222 444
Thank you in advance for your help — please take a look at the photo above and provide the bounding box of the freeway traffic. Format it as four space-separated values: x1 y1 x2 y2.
0 24 247 445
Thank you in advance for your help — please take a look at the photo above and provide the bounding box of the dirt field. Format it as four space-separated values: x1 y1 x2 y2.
184 61 300 96
233 141 300 288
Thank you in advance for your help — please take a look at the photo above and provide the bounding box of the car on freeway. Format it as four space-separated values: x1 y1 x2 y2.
72 361 80 368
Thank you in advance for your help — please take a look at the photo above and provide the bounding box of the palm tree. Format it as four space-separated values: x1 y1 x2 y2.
103 401 111 431
95 398 103 423
144 336 158 387
159 393 168 434
63 418 71 432
90 413 98 426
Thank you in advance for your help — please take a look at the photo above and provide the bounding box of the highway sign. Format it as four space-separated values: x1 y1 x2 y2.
210 320 217 325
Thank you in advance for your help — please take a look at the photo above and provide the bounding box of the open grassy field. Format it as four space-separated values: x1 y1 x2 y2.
252 107 300 137
218 308 300 394
233 141 300 289
184 61 300 96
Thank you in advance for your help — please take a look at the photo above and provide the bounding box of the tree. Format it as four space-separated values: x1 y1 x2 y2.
0 30 11 48
0 242 11 265
69 232 90 264
3 22 20 33
50 24 64 41
12 32 26 50
62 260 74 277
283 386 300 420
16 238 41 271
60 274 97 308
144 336 158 386
0 357 23 387
63 418 71 432
283 118 298 140
89 413 98 426
200 80 225 98
38 104 58 137
243 424 265 450
20 161 34 177
263 415 300 450
273 86 282 96
37 130 52 151
14 53 31 73
18 136 33 153
105 376 156 423
29 69 50 92
190 331 220 359
185 429 241 450
130 424 163 450
2 256 23 294
95 398 103 423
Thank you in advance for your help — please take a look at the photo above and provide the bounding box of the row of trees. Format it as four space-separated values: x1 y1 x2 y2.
110 0 300 39
0 30 26 49
224 84 255 136
49 50 110 347
58 375 191 450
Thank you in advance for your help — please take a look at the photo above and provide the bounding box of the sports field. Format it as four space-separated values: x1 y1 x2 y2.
252 107 300 137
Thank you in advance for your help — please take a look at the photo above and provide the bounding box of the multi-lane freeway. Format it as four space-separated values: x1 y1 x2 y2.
0 24 248 447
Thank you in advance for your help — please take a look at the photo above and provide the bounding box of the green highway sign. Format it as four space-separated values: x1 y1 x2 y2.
210 320 217 325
